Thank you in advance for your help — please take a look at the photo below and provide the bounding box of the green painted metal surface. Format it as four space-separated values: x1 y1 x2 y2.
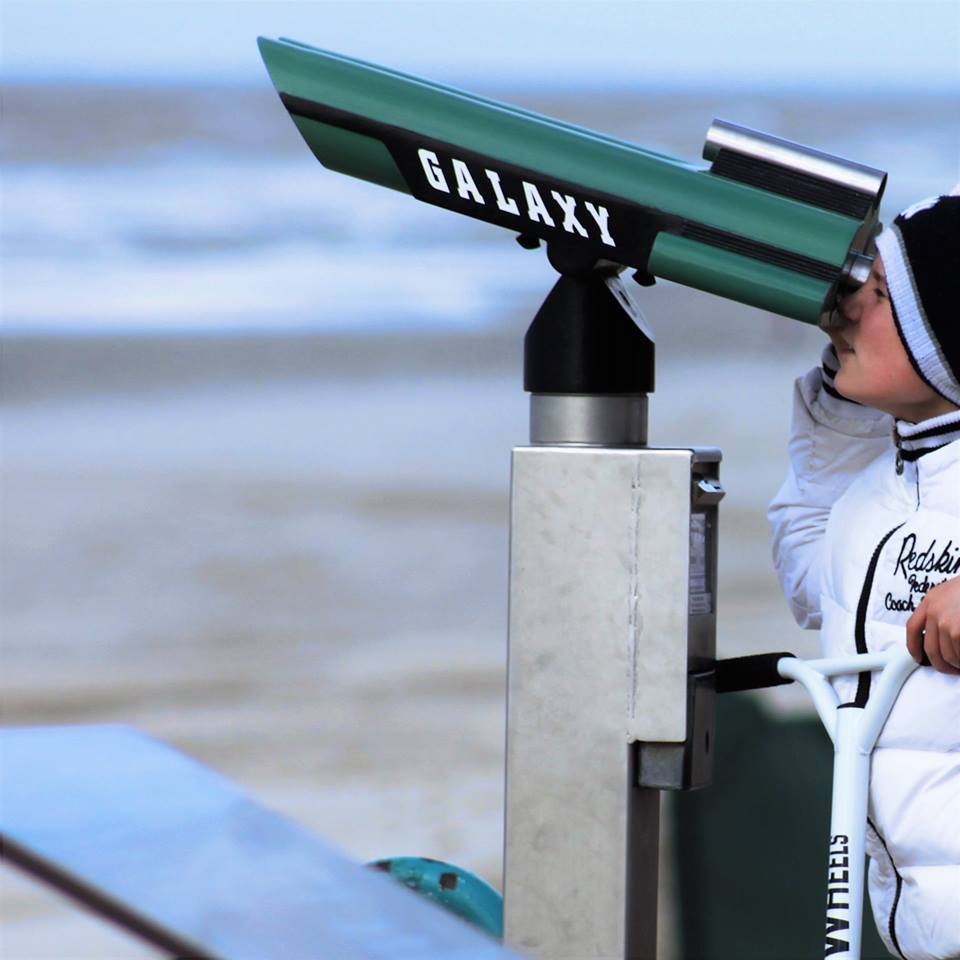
369 857 504 941
258 36 869 325
647 234 832 321
275 36 683 166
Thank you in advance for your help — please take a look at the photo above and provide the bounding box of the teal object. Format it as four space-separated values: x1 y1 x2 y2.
258 36 883 326
369 857 503 940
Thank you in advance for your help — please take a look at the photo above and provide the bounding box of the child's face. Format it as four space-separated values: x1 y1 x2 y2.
828 253 957 422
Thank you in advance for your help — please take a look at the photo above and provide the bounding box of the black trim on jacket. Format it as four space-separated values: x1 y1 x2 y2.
868 816 908 960
850 523 906 707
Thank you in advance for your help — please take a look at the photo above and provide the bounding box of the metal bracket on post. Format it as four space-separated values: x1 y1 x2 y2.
502 270 722 959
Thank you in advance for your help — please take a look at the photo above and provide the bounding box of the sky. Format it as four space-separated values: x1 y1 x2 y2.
3 0 959 89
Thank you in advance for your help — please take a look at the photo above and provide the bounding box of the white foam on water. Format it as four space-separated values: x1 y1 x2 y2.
3 156 552 332
3 240 548 332
5 102 957 333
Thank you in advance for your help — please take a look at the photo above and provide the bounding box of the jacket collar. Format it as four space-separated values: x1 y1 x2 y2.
894 408 960 464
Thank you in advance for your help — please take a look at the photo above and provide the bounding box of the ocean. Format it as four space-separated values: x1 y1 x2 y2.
4 84 957 334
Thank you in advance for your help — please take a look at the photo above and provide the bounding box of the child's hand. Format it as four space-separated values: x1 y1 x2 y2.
906 577 960 675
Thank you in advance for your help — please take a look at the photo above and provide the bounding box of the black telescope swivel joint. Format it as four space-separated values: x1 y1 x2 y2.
524 270 655 397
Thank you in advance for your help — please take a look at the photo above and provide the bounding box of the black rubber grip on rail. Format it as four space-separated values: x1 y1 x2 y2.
714 653 797 693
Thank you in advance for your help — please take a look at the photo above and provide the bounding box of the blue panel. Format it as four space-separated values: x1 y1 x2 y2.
0 725 514 960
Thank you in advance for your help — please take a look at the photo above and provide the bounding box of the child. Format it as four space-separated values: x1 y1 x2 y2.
768 192 960 960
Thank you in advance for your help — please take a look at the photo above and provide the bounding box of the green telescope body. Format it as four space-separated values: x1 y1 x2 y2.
258 37 885 326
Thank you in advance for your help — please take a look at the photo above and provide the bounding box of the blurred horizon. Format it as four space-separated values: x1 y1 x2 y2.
4 74 959 97
3 0 959 90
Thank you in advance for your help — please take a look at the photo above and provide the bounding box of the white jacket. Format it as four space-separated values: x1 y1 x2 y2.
768 362 960 960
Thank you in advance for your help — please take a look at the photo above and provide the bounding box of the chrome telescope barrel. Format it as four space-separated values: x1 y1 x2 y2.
703 120 886 219
704 119 885 309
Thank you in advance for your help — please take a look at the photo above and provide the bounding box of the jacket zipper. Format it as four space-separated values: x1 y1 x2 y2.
850 522 906 707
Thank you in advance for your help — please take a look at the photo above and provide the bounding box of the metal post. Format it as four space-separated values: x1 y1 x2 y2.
502 271 720 959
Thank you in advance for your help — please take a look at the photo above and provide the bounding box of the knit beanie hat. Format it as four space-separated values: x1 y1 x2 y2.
874 190 960 407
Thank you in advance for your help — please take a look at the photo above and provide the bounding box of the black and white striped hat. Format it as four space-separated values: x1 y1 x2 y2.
875 190 960 407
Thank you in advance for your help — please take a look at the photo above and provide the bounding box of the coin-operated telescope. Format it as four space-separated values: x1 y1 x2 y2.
259 37 887 960
258 36 884 325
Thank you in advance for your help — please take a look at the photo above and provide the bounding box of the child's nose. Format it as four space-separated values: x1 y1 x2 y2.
839 287 864 324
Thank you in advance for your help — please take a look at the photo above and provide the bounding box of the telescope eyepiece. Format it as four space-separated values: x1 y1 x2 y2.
840 251 875 292
820 250 875 329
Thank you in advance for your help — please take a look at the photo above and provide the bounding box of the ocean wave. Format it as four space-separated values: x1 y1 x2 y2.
5 85 957 332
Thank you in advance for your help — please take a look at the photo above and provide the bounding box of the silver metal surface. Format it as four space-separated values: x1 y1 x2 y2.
529 394 649 446
1 725 517 960
503 446 698 959
692 476 724 506
703 119 887 202
841 251 875 290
